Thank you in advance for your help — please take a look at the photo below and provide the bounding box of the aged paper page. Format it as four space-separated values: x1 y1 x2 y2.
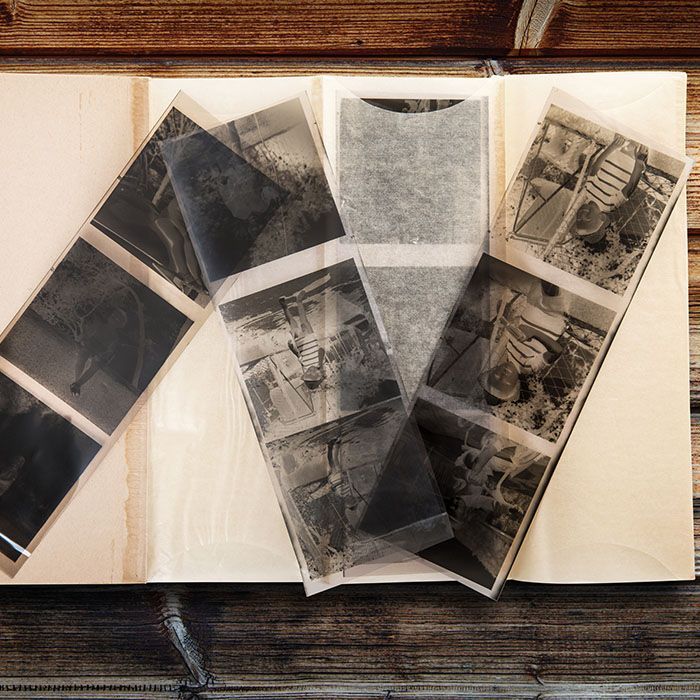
0 73 149 583
508 72 694 583
146 78 313 582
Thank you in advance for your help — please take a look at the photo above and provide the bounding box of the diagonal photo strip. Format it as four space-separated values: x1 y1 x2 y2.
0 95 222 575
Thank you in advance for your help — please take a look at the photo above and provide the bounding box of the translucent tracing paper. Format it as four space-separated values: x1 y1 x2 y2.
162 95 453 593
408 90 692 598
333 92 491 396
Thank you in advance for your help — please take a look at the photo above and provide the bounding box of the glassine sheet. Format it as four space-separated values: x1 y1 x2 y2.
163 94 452 594
333 88 491 397
410 89 693 599
0 95 212 575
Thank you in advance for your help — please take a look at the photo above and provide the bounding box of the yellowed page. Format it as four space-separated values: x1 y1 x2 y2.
145 76 487 583
0 73 148 583
507 72 694 583
146 78 313 582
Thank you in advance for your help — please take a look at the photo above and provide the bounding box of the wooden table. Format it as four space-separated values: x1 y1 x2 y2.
1 2 699 697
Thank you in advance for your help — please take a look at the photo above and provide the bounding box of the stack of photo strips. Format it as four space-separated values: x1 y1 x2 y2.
0 87 691 598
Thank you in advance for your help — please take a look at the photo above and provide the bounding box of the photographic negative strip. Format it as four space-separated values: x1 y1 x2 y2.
0 372 101 562
403 88 692 598
0 238 193 435
0 95 218 571
500 100 689 295
427 255 614 443
220 259 401 442
166 95 453 591
413 398 547 591
92 107 210 305
162 98 346 288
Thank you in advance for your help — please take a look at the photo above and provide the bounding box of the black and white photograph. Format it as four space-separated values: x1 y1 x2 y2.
221 259 401 442
0 372 101 563
414 398 548 590
360 98 465 113
163 97 345 285
92 107 209 304
0 238 193 434
266 398 408 579
427 255 615 442
502 103 687 294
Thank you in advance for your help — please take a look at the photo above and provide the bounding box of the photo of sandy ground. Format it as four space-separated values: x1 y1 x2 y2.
0 372 100 562
164 97 345 285
0 238 192 434
414 398 547 589
502 104 685 295
428 255 615 442
221 259 401 442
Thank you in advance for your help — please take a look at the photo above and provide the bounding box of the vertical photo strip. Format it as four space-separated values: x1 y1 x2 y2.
163 95 454 593
0 98 214 574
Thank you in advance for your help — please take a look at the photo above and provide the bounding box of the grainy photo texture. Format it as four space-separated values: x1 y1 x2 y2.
336 95 489 397
414 398 547 589
266 398 407 578
92 107 209 304
164 98 345 285
0 238 193 434
221 259 401 443
0 373 100 562
503 104 686 294
428 255 615 442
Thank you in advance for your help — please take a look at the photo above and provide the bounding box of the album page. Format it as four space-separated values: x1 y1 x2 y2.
145 75 498 584
0 73 150 583
504 72 695 584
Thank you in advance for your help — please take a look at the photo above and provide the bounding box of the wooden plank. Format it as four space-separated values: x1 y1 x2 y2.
0 0 522 58
0 44 697 699
0 1 699 57
0 583 699 697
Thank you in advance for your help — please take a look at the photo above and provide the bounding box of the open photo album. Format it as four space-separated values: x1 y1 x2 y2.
0 71 694 597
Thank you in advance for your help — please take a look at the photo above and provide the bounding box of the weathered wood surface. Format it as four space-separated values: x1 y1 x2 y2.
1 1 700 697
0 583 700 698
0 0 699 58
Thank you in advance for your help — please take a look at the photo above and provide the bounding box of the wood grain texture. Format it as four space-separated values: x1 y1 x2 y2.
1 1 700 58
1 1 700 696
0 583 699 698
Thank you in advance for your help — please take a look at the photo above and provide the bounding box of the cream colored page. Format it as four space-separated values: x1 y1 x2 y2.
507 72 694 583
146 78 316 583
145 76 499 583
0 73 148 583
